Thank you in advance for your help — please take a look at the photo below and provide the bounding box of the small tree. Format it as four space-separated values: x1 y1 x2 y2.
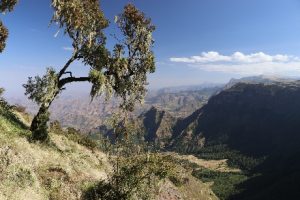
0 87 5 106
0 0 18 52
23 1 155 142
83 113 178 200
0 87 4 96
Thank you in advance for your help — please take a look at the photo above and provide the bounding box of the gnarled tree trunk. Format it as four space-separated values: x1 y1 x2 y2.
30 76 90 142
30 95 57 142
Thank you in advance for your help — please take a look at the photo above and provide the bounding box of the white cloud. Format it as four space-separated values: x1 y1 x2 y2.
170 51 297 64
62 47 73 51
170 51 300 75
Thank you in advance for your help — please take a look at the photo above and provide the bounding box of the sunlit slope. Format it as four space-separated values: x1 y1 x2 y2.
0 105 109 200
0 103 220 200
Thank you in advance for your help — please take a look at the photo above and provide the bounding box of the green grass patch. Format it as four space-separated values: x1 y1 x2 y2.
192 168 248 200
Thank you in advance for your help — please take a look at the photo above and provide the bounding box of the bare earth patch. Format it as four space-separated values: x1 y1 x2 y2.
170 153 240 172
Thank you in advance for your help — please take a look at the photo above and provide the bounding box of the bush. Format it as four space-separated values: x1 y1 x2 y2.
82 154 177 200
0 87 10 110
13 104 26 113
49 122 97 150
192 168 248 200
66 128 97 150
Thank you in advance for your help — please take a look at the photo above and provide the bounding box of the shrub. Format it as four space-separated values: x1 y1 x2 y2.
82 154 177 200
13 104 26 113
49 122 98 150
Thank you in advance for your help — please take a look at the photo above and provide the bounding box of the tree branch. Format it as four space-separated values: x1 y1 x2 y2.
58 76 90 88
58 49 80 78
64 71 73 77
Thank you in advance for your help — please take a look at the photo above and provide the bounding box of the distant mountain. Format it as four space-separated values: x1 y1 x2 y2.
156 83 224 94
224 75 297 89
9 85 220 132
145 86 221 118
171 80 300 154
169 80 300 199
138 106 177 147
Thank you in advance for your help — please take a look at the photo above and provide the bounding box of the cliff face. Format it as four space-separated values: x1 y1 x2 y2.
171 81 300 156
167 81 300 199
139 106 178 147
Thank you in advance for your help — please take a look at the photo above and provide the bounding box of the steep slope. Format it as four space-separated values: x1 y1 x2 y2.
171 81 300 199
172 81 300 156
139 106 177 147
0 104 110 200
0 99 219 200
146 87 220 118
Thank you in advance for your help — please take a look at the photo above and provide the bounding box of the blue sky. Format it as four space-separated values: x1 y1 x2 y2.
1 0 300 96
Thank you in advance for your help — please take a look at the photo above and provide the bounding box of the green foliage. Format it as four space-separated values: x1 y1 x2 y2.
0 90 30 137
197 145 264 171
24 2 156 141
24 68 59 106
31 109 50 142
0 21 8 52
50 121 97 150
0 87 9 109
0 0 18 12
84 153 173 200
0 87 4 96
83 113 178 200
111 4 156 111
192 168 248 200
0 0 18 52
66 127 97 150
83 153 176 200
51 0 108 49
89 69 111 100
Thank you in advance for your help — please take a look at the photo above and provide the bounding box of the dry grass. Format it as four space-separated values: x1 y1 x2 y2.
0 118 110 200
157 176 218 200
0 106 219 200
170 153 240 173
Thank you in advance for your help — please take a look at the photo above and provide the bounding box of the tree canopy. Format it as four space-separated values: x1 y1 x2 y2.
0 0 18 52
23 0 156 141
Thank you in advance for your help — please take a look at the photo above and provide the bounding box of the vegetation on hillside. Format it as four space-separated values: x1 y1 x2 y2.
1 93 220 199
0 92 110 200
168 82 300 199
192 168 248 200
2 1 300 199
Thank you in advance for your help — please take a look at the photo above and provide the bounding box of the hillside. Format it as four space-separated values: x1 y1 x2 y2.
170 81 300 199
0 101 110 200
172 81 300 156
0 98 220 200
138 107 177 147
146 86 221 118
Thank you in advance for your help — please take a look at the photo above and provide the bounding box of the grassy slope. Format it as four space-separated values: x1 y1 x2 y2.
0 103 220 200
169 153 246 200
0 105 110 200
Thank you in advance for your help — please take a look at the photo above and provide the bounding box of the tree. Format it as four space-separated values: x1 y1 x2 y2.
0 0 18 52
23 1 156 142
0 87 4 96
82 114 177 200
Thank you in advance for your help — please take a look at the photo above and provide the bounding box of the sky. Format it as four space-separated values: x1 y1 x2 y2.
2 0 300 97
